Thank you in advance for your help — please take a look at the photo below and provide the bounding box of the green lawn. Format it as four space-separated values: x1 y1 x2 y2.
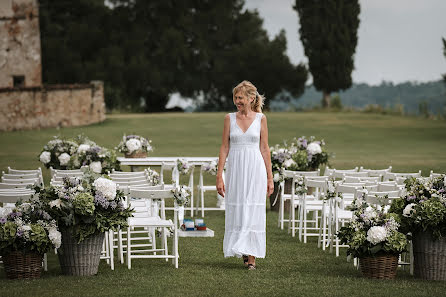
1 112 446 296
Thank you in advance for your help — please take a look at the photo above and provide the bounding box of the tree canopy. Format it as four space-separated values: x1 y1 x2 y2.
39 0 307 112
293 0 360 107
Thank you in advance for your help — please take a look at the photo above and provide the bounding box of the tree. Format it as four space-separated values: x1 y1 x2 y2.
40 0 307 111
443 38 446 85
293 0 360 107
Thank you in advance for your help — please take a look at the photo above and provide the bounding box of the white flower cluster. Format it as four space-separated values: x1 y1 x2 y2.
203 160 218 175
89 161 102 173
284 158 296 169
177 158 194 175
294 176 307 195
307 142 322 155
172 185 190 206
58 153 71 166
403 203 417 217
93 177 117 200
126 138 142 153
77 144 91 154
146 168 160 185
39 151 51 164
366 226 388 245
48 227 62 249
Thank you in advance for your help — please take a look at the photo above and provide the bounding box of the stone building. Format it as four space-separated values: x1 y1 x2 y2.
0 0 106 131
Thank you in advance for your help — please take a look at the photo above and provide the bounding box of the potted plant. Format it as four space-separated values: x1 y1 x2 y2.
38 136 79 170
117 134 154 158
0 199 61 279
389 175 446 280
338 197 408 279
35 170 133 276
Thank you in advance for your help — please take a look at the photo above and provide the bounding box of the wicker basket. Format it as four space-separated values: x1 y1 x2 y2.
413 231 446 281
2 251 43 279
58 229 105 276
359 254 398 279
125 151 147 158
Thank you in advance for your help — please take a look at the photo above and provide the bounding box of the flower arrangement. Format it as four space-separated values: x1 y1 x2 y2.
286 136 330 171
176 158 194 175
202 160 218 175
294 176 308 196
172 185 190 207
338 198 408 258
34 170 133 242
117 134 154 156
389 175 446 239
146 168 161 185
321 179 341 201
69 144 120 174
0 199 62 256
270 144 290 183
38 136 79 170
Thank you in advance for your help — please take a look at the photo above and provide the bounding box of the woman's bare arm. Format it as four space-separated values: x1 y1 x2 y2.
216 113 230 197
259 114 274 196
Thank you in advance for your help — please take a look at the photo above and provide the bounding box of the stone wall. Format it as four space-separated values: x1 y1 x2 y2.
0 0 41 88
0 81 106 131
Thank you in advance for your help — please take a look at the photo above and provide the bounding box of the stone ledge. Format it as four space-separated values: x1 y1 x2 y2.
0 83 95 93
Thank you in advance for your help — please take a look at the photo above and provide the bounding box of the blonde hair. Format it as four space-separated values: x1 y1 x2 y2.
232 80 265 113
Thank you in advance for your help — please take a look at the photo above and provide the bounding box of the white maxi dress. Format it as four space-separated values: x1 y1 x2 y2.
223 112 267 258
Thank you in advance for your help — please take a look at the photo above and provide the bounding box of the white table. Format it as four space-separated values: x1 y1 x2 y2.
117 157 220 168
178 228 214 237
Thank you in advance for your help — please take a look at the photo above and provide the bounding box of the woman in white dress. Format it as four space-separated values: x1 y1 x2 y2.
216 80 274 270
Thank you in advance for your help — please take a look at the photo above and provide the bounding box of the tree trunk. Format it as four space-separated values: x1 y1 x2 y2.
322 91 331 108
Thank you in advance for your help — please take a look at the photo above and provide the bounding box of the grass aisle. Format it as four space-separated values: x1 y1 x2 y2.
1 112 446 296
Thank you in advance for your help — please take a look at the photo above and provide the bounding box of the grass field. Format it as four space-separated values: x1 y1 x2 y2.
1 112 446 296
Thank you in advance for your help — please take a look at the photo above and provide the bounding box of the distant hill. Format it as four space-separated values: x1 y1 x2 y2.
270 80 446 115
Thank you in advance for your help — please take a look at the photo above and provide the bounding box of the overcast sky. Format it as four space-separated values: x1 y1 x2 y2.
244 0 446 85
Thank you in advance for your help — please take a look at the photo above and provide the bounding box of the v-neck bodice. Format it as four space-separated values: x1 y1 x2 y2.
229 112 263 149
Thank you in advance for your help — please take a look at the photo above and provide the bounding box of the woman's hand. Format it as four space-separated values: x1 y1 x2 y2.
267 178 274 197
216 175 225 197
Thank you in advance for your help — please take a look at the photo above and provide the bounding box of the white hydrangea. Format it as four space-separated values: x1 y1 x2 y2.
284 158 296 168
77 144 91 154
307 142 322 155
89 161 102 173
367 226 388 245
48 227 62 249
273 172 280 182
58 153 71 166
363 206 378 221
403 203 417 217
126 138 142 153
39 151 51 164
49 199 62 209
93 177 117 200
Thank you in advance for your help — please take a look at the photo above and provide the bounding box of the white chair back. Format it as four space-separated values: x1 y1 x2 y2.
0 192 33 204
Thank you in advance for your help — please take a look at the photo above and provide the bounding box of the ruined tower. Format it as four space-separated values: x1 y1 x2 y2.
0 0 41 88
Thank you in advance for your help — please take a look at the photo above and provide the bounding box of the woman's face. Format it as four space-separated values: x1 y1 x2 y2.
233 91 253 111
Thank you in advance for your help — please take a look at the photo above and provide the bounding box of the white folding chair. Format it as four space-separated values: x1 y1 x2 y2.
50 167 83 178
324 166 358 177
278 169 320 230
384 170 422 182
430 171 445 178
196 162 225 217
2 172 43 187
126 189 179 269
359 166 392 180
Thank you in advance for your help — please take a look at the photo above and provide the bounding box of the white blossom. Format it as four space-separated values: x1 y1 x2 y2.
363 206 378 221
284 158 296 168
403 203 417 217
93 177 117 200
58 153 71 166
22 225 32 231
126 138 142 153
307 142 322 155
273 172 280 182
89 161 102 173
49 199 62 209
48 227 62 249
367 226 388 245
39 151 51 164
77 144 91 154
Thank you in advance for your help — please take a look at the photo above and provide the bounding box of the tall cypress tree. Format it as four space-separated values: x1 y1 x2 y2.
443 38 446 85
293 0 360 107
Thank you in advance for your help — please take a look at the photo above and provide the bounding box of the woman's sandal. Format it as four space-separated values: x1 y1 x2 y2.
247 263 256 270
243 255 249 267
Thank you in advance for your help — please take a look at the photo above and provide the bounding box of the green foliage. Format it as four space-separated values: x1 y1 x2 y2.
390 175 446 239
39 0 308 112
293 0 360 104
330 95 343 110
